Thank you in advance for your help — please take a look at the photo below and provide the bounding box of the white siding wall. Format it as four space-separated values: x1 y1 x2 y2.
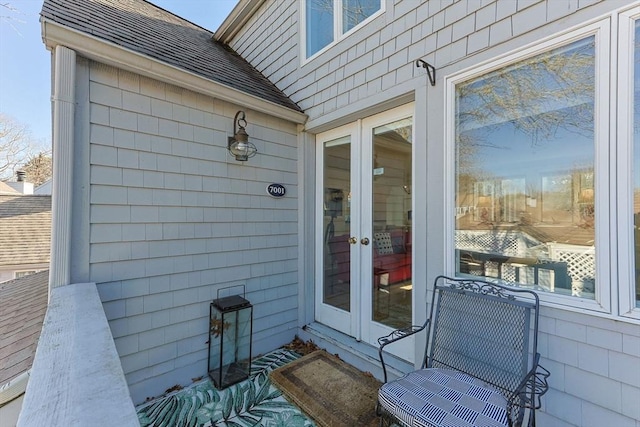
86 62 299 403
228 0 640 426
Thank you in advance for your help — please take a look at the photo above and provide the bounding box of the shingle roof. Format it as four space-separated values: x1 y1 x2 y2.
0 195 51 267
0 270 49 385
40 0 302 112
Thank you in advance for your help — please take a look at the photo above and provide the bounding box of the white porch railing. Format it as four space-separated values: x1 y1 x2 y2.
17 282 138 427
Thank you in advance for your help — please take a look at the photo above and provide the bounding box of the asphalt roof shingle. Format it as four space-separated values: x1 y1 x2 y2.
0 195 51 267
0 270 49 385
40 0 302 112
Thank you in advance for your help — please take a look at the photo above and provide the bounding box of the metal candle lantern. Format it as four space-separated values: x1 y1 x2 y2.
208 294 253 389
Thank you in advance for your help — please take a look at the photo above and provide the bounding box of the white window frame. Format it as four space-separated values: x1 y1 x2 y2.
301 0 385 63
618 6 640 319
445 19 612 313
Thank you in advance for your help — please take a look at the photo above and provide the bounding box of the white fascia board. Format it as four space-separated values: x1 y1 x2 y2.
41 19 307 125
214 0 264 43
0 263 49 271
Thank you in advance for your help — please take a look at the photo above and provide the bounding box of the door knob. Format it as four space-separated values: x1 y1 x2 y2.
349 237 358 245
361 237 370 245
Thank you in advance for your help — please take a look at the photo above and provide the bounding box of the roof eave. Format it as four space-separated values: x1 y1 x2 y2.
41 18 307 125
213 0 264 44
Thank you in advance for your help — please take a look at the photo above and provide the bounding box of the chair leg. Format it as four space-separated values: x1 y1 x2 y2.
529 408 536 427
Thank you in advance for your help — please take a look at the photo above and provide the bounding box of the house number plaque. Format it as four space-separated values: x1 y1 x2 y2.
267 183 286 198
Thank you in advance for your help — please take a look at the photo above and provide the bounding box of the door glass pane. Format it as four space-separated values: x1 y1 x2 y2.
455 36 596 299
306 0 334 57
342 0 380 33
634 20 640 307
323 137 351 311
372 119 412 328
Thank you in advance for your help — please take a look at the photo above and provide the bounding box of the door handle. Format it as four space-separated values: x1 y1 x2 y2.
361 237 370 245
349 237 358 245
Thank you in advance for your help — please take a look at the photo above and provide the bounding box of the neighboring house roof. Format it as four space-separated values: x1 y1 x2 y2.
0 195 51 267
0 181 20 195
40 0 302 113
0 270 49 385
34 179 52 195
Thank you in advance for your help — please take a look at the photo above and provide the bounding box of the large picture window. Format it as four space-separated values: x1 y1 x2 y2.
454 37 596 299
304 0 381 59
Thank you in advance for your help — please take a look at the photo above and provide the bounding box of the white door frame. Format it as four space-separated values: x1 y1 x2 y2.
314 104 415 361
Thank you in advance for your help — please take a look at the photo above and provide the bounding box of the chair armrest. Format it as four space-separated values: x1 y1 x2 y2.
377 321 428 383
510 353 551 411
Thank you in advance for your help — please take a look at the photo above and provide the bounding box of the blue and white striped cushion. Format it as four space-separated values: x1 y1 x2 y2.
379 368 508 427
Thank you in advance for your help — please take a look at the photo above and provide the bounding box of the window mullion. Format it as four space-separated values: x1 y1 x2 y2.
618 8 640 318
335 0 342 40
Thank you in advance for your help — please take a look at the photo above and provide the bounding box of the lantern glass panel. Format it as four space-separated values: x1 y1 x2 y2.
208 295 252 389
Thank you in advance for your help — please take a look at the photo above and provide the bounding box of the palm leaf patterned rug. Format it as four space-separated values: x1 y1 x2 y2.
137 349 315 427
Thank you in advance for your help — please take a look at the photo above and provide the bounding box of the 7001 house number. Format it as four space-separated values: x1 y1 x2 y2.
267 183 286 198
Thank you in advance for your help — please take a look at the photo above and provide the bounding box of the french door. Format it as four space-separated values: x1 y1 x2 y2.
315 104 414 359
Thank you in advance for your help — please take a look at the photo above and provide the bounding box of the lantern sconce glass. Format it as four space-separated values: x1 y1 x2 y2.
228 111 257 161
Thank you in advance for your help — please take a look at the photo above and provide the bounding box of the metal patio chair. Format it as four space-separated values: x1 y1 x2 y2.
377 275 550 427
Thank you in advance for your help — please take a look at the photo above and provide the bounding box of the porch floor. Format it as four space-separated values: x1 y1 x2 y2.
136 349 316 427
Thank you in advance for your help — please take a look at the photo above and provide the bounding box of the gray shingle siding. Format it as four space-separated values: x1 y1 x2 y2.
87 62 299 403
227 0 616 127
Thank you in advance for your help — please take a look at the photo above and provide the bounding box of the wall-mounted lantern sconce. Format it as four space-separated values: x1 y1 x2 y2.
228 111 257 161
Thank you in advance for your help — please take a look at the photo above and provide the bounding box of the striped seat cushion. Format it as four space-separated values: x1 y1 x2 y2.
378 368 508 427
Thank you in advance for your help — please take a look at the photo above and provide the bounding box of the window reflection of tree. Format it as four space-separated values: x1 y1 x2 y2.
456 37 596 233
306 0 333 56
311 0 380 33
456 38 595 149
342 0 380 32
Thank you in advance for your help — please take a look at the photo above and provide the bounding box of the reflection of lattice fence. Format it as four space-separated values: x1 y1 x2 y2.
500 264 517 282
455 231 525 257
548 244 595 293
457 231 595 295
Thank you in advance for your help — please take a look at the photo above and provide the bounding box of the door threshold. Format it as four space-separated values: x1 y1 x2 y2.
297 322 413 382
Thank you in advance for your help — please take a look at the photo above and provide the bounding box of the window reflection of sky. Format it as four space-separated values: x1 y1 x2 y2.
343 0 380 33
307 0 380 58
460 109 593 181
307 0 333 57
456 37 595 183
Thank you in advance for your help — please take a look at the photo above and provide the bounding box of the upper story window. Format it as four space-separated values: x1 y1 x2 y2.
304 0 381 59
